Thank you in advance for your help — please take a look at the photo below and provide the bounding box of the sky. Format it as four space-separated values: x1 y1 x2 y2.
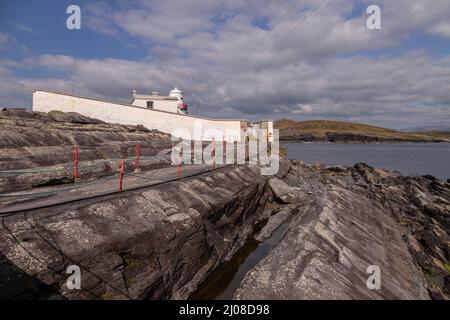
0 0 449 129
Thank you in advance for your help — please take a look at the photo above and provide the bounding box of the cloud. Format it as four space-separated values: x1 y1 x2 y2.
12 23 35 33
0 32 15 49
84 1 123 38
37 55 76 70
429 22 450 38
292 104 313 114
1 0 449 129
3 51 446 128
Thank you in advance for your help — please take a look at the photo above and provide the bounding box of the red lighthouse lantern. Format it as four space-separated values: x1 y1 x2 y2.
177 101 188 114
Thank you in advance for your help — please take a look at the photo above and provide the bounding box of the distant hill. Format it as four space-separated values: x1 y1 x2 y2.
274 119 449 143
418 131 450 140
401 125 450 132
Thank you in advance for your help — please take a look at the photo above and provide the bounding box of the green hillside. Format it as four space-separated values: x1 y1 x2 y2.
419 131 450 140
275 119 449 143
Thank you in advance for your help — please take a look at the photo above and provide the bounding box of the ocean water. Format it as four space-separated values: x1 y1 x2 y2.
283 143 450 181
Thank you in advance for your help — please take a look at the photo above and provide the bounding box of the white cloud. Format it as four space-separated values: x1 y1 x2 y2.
2 51 446 128
292 104 313 114
0 32 14 49
38 55 76 70
1 0 450 128
84 1 123 38
12 23 35 33
429 22 450 38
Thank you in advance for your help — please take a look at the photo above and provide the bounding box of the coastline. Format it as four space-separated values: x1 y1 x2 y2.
280 142 450 181
0 110 448 300
280 140 450 144
2 160 449 300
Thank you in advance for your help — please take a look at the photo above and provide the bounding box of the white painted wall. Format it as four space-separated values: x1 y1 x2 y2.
132 98 179 113
32 90 246 141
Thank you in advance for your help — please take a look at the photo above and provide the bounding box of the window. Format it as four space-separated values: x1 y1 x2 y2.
146 101 154 109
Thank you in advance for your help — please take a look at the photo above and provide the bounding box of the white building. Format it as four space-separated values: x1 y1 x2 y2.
130 87 188 115
32 89 274 143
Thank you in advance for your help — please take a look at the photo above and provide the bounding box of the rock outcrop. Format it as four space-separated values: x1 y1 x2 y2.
0 162 289 299
0 110 448 300
235 162 450 300
1 159 447 300
0 109 172 192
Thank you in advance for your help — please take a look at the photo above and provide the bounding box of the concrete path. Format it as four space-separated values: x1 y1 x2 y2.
0 164 225 215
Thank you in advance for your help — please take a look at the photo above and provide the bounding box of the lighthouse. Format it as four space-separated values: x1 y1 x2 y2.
130 86 189 115
170 87 188 115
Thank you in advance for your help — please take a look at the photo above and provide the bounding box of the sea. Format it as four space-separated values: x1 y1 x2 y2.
282 142 450 181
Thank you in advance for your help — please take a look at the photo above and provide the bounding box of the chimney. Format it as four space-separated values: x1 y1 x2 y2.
132 89 137 99
152 91 158 96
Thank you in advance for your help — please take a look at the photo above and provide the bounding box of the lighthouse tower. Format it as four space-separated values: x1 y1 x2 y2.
170 87 188 115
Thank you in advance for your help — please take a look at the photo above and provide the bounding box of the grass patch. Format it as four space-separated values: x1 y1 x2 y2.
275 119 449 142
102 291 113 300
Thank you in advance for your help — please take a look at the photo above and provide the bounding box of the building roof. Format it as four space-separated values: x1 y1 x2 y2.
170 87 182 94
133 94 178 101
33 89 250 122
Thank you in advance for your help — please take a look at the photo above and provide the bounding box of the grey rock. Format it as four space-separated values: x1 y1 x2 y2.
0 110 448 300
235 163 450 300
0 164 279 299
0 110 172 192
255 205 297 242
268 178 301 204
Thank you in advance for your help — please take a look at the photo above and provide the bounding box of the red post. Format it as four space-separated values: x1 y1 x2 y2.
135 143 141 172
213 137 216 169
120 158 124 192
74 144 80 182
